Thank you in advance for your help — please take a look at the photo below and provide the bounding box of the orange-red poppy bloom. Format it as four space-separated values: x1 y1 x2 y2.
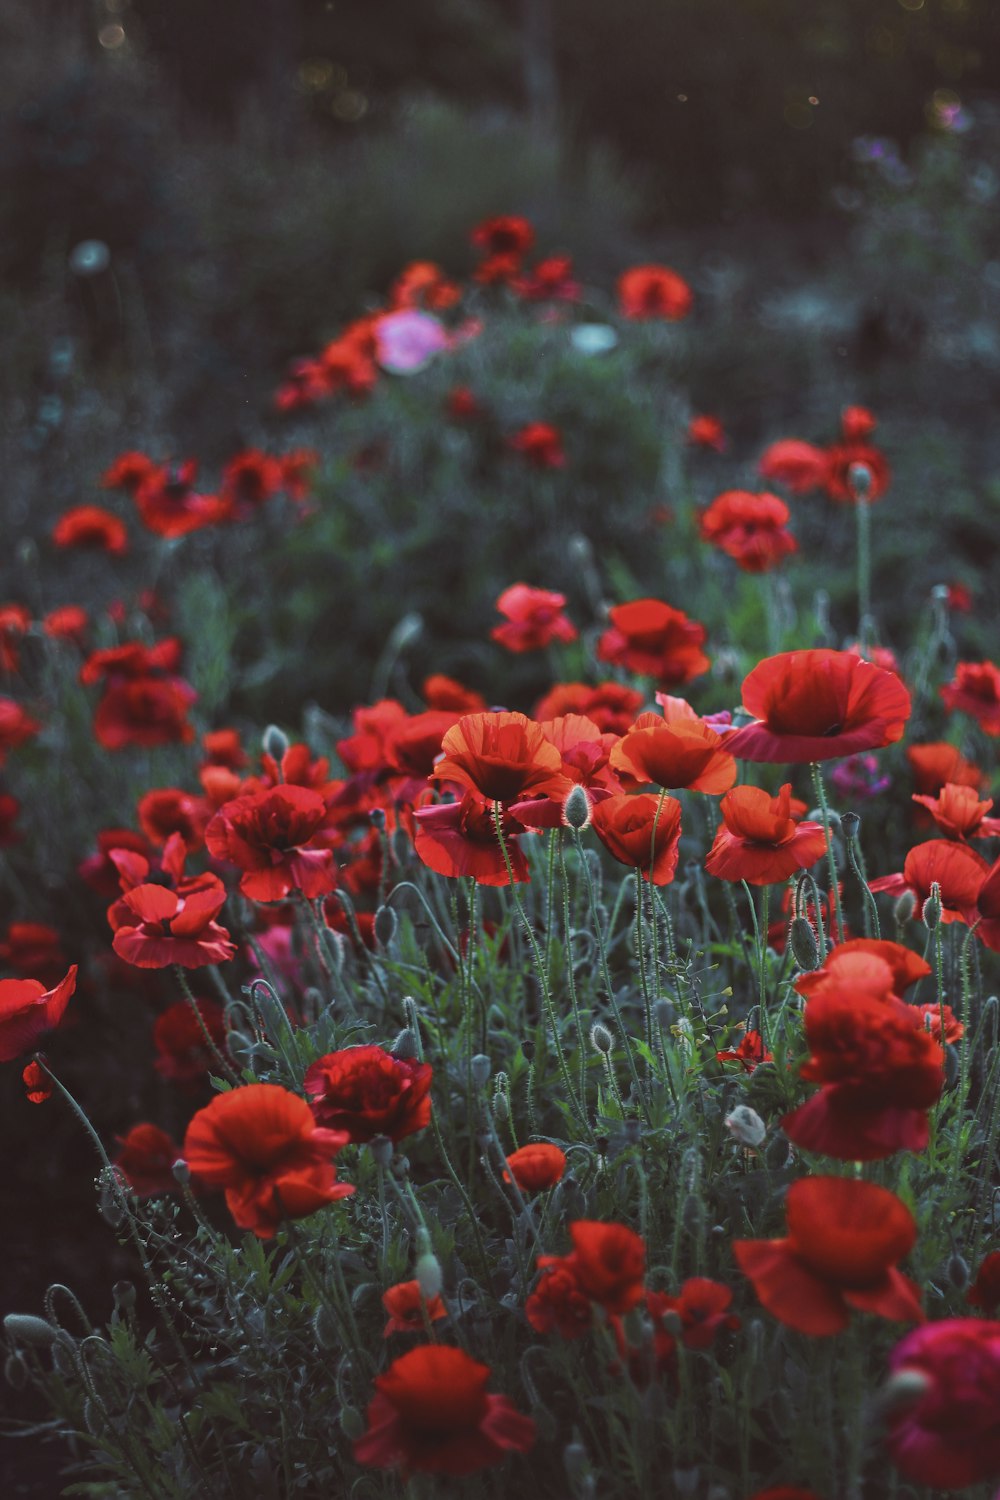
795 939 930 999
134 464 228 538
304 1046 433 1143
687 414 727 451
508 422 565 468
491 584 577 653
610 1279 740 1387
590 793 682 885
734 1176 923 1336
381 1280 448 1336
110 878 236 969
503 1143 566 1193
911 782 1000 841
432 711 570 805
940 661 1000 735
0 965 77 1062
422 674 487 714
533 681 643 736
610 703 736 794
841 406 877 441
617 265 693 320
355 1344 535 1476
716 1029 772 1072
758 439 829 494
52 505 128 555
705 783 827 885
220 450 284 516
699 490 797 573
114 1123 183 1197
870 839 988 926
514 254 581 302
41 605 88 644
390 260 462 312
525 1259 594 1339
183 1083 354 1238
205 786 339 902
597 599 710 686
470 215 535 259
907 741 987 796
0 697 42 763
726 649 911 763
102 451 158 494
413 792 532 884
822 442 891 503
548 1220 647 1316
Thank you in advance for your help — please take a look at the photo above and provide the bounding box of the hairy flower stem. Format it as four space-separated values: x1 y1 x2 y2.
427 1107 502 1307
856 496 873 645
741 881 770 1053
844 827 881 939
173 966 241 1086
810 762 845 943
493 803 591 1138
559 837 591 1110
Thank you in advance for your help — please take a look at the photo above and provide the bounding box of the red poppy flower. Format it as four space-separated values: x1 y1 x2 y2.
782 984 944 1160
590 793 682 885
183 1082 354 1238
422 674 487 714
413 792 532 885
946 581 973 613
51 505 128 555
716 1029 772 1072
432 711 570 805
41 605 88 644
725 650 911 764
205 786 339 902
304 1045 432 1144
907 741 987 796
883 1319 1000 1489
870 839 988 925
390 260 462 312
525 1259 593 1339
687 414 727 451
503 1143 566 1193
0 698 42 762
841 405 877 441
470 215 535 260
698 491 797 573
940 661 1000 735
617 265 693 320
911 782 1000 841
220 450 284 515
822 442 891 503
111 879 236 969
561 1220 646 1315
200 729 248 771
93 675 197 750
0 794 20 847
0 604 31 672
796 940 930 999
610 704 736 794
137 787 211 852
0 923 67 985
381 1280 448 1336
505 715 621 828
758 439 829 494
534 681 644 736
383 710 461 800
114 1123 183 1196
705 784 827 885
445 387 483 422
102 451 157 494
276 448 318 505
611 1279 740 1387
967 1253 1000 1313
0 965 77 1062
491 584 577 653
153 998 228 1086
508 422 565 468
21 1058 51 1104
354 1344 535 1476
597 599 710 686
514 254 580 302
734 1176 923 1336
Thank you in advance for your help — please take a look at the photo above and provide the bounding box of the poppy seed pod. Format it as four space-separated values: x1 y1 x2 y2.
841 810 861 839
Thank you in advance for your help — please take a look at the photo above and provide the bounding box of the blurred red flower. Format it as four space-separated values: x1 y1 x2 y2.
0 794 20 846
0 697 42 762
52 505 128 555
21 1058 51 1104
381 1279 448 1336
354 1344 535 1476
796 939 930 999
205 786 339 902
597 599 710 686
183 1082 354 1238
698 490 797 573
304 1045 432 1143
525 1259 593 1338
912 782 1000 841
611 1279 740 1386
558 1220 646 1315
390 260 461 311
220 450 284 517
726 649 911 763
907 740 987 796
41 605 88 644
445 386 483 422
534 680 643 736
822 442 891 503
0 604 31 673
967 1253 1000 1313
940 660 1000 735
114 1123 182 1196
758 439 829 494
491 584 577 652
841 405 877 441
617 265 693 320
883 1319 1000 1489
734 1176 923 1335
687 414 727 451
590 793 683 885
153 998 228 1086
101 451 157 494
470 215 534 259
422 674 487 714
0 965 77 1062
503 1142 566 1192
870 838 988 926
705 784 826 885
134 463 228 538
508 422 565 468
0 922 67 985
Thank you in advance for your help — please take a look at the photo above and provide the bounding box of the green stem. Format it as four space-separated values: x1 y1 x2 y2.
810 762 845 943
174 967 241 1086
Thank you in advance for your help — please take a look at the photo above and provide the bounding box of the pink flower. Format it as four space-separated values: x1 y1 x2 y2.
374 311 450 374
883 1319 1000 1489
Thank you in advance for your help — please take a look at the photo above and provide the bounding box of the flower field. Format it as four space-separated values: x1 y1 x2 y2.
2 215 1000 1500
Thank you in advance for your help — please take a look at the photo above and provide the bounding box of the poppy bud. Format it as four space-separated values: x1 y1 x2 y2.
840 810 861 839
562 785 592 830
922 883 942 930
261 723 289 762
471 1053 492 1088
894 889 916 924
3 1314 58 1347
172 1158 191 1186
373 904 397 948
369 806 387 831
391 1027 419 1060
492 1076 510 1121
590 1022 614 1055
877 1367 933 1416
848 462 873 501
368 1134 394 1168
789 915 820 971
764 1130 792 1169
947 1252 970 1290
725 1105 766 1147
521 1038 535 1063
416 1248 444 1302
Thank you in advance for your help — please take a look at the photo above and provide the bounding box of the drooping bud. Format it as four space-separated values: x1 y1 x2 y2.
562 784 592 831
172 1158 191 1187
725 1105 767 1148
946 1252 970 1290
877 1368 933 1417
3 1314 58 1347
415 1239 444 1301
471 1053 492 1089
261 723 289 763
789 915 820 971
339 1407 365 1440
373 904 397 948
894 889 916 924
391 1027 419 1061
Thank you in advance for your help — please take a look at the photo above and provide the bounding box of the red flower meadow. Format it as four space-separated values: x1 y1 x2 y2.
617 265 693 320
597 599 710 687
734 1176 924 1336
353 1345 535 1477
304 1046 433 1143
491 584 577 653
726 649 911 764
183 1083 354 1239
698 490 797 573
